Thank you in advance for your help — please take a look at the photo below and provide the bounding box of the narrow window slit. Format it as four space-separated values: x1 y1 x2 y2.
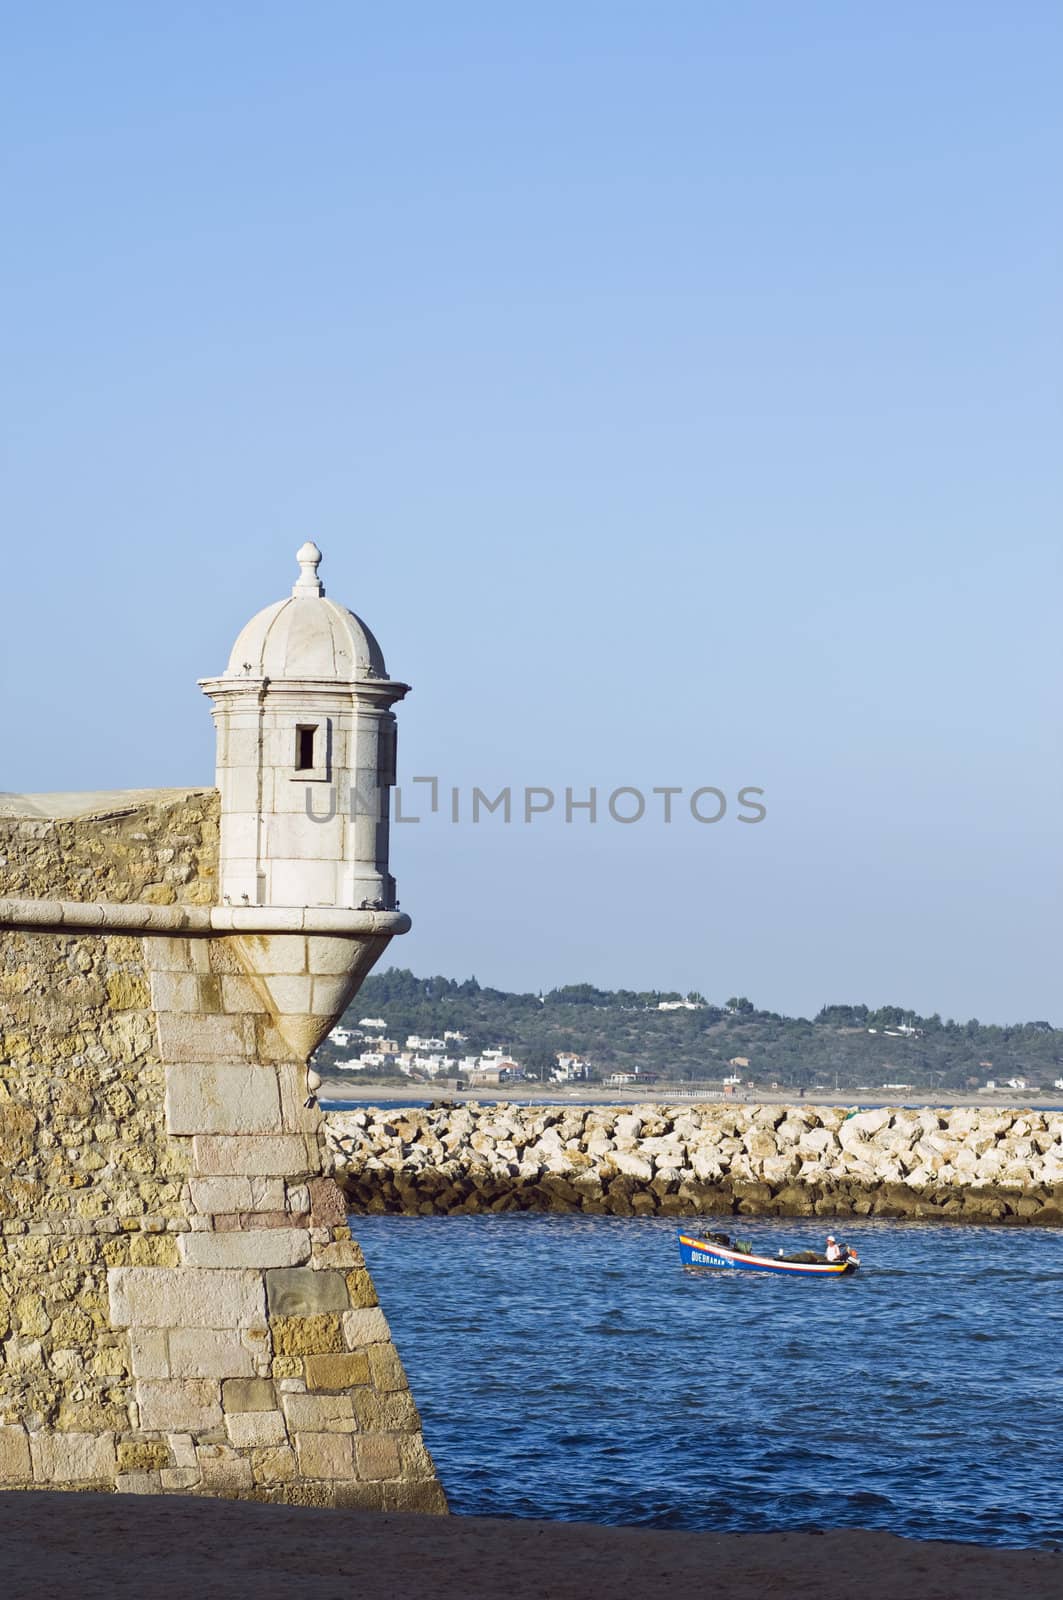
295 725 317 771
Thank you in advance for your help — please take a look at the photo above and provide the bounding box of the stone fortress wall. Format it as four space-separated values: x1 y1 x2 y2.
0 791 444 1508
329 1102 1063 1225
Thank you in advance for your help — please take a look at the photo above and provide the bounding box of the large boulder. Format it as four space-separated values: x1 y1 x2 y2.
760 1153 801 1186
772 1185 816 1216
610 1149 653 1181
797 1127 836 1158
746 1129 781 1163
839 1107 892 1143
688 1147 724 1183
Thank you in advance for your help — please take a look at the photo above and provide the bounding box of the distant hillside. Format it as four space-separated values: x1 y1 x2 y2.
317 969 1063 1091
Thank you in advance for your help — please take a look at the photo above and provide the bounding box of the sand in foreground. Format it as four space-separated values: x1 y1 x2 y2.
320 1081 1063 1112
2 1492 1058 1600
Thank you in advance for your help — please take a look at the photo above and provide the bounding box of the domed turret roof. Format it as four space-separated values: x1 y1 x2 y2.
224 543 388 680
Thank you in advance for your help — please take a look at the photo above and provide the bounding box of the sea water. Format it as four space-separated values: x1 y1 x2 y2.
352 1212 1063 1547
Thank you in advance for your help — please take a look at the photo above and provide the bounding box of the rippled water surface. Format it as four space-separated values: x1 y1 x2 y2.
353 1213 1063 1546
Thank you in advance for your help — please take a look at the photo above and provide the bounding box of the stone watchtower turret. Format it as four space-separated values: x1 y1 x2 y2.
198 543 412 1061
199 541 408 915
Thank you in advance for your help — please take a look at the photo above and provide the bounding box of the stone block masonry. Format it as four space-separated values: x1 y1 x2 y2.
328 1102 1063 1225
0 791 445 1510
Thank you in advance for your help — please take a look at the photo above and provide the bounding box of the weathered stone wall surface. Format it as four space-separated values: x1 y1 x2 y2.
0 789 217 1071
0 792 444 1509
329 1102 1063 1225
1 796 199 1468
0 788 219 909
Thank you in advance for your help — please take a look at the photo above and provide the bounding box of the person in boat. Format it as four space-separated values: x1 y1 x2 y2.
825 1236 843 1262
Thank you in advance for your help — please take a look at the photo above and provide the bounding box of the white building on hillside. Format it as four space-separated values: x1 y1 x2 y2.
411 1053 457 1076
469 1060 519 1086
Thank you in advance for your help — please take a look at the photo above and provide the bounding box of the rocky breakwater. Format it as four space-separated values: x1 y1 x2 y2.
327 1103 1063 1225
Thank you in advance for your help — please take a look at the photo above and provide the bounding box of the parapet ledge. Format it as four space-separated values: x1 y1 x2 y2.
0 897 411 939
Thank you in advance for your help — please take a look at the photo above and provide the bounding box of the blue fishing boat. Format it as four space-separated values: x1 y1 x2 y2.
677 1228 860 1277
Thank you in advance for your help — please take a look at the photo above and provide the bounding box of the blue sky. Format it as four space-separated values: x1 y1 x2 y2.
2 4 1060 1021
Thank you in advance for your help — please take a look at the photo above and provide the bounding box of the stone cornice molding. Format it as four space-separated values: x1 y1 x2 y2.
0 897 411 939
198 675 410 710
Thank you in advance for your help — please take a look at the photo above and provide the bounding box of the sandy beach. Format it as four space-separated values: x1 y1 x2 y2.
319 1080 1063 1112
2 1493 1058 1600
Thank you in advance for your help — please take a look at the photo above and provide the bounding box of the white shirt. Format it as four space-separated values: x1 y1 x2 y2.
825 1241 842 1262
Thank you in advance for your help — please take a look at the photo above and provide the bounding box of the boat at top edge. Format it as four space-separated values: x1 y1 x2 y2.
677 1229 860 1277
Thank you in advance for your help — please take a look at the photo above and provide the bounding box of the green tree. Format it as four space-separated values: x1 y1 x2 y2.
524 1045 557 1082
